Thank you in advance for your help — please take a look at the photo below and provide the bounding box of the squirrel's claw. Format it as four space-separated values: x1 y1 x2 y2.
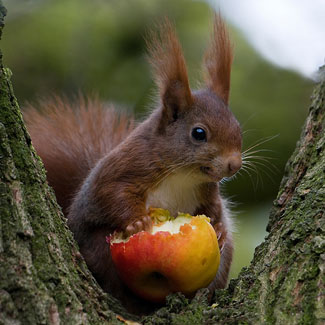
125 215 152 237
215 222 227 255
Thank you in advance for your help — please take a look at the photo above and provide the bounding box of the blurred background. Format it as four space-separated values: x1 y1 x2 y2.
2 0 324 278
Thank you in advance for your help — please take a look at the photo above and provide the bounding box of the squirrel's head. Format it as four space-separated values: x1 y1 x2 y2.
148 15 242 181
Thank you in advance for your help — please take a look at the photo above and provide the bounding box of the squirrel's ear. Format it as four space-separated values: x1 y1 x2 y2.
203 14 233 105
147 19 193 123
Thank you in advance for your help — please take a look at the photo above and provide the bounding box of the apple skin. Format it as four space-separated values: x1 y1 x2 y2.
109 210 220 302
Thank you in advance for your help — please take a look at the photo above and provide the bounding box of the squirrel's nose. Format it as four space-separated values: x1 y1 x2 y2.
226 153 242 177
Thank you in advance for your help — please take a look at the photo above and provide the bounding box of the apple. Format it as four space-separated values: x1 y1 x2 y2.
107 208 220 303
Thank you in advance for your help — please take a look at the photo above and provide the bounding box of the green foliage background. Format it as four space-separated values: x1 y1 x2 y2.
2 0 313 277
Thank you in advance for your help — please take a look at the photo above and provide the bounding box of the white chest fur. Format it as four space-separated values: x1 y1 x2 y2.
146 171 203 217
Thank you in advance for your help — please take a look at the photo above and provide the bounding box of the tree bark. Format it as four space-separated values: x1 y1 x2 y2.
0 3 324 324
0 5 130 325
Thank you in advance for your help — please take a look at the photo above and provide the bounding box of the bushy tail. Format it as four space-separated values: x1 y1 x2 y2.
24 96 134 214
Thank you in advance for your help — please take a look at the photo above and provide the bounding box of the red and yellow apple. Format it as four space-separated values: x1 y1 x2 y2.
107 208 220 302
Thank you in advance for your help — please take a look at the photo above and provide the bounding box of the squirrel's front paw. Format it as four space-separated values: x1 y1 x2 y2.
125 216 152 237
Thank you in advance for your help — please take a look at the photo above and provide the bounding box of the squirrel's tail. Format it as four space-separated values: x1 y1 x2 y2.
24 95 134 214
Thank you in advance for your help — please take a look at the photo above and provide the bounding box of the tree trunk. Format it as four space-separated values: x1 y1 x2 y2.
0 5 130 325
0 3 324 324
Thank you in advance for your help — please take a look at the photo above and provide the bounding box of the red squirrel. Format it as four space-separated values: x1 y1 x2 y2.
24 16 242 313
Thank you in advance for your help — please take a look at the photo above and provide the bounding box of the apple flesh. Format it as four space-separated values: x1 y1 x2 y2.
108 208 220 302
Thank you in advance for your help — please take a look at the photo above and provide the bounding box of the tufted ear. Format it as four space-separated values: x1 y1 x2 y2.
203 14 233 105
147 18 193 124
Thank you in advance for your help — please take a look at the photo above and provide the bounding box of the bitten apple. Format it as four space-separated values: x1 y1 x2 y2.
108 208 220 302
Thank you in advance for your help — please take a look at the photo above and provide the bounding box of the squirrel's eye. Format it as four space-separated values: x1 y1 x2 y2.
191 127 207 142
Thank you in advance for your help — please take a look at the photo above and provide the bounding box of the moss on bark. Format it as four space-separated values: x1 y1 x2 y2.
0 4 131 324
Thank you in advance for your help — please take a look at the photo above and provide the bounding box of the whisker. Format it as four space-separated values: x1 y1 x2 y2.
239 165 259 191
243 156 279 174
237 133 281 191
187 165 199 179
240 112 258 129
153 162 187 187
241 162 263 189
242 149 275 155
248 160 277 175
243 154 275 161
242 134 279 155
239 166 258 191
241 128 258 136
243 158 278 185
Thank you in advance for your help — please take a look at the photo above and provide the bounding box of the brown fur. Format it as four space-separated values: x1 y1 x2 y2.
204 14 233 105
147 19 193 110
24 96 134 213
24 16 241 315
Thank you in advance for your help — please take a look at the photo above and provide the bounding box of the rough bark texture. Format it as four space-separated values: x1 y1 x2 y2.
0 3 324 324
0 5 131 325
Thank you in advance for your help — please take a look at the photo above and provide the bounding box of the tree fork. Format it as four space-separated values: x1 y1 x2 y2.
0 2 324 324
